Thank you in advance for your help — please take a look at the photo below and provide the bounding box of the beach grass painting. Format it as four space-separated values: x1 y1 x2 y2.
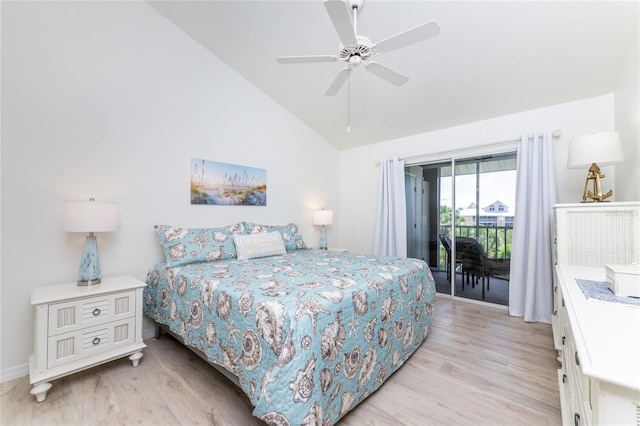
190 158 267 206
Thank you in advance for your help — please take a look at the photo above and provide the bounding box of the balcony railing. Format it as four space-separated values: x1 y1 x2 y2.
438 224 512 270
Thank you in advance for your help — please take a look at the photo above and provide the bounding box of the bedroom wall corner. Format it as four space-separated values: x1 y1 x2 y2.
0 1 338 379
614 35 640 202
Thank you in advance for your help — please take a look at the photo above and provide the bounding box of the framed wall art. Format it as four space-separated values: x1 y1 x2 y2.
190 158 267 206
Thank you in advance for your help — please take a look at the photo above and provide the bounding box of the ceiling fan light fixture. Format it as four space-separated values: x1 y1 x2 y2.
338 35 372 59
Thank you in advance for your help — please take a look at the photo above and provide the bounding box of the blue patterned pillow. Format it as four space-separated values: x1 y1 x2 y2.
154 222 247 267
246 222 308 252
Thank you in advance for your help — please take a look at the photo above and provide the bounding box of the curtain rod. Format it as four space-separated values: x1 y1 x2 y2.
378 129 562 165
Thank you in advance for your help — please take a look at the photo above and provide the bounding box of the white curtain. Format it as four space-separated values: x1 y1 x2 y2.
373 158 407 257
509 133 557 323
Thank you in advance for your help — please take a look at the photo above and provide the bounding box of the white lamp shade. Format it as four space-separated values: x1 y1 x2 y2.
567 132 624 169
64 200 118 233
313 209 334 226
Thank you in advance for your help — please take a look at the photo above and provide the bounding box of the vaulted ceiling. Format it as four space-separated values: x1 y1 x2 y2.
147 1 639 150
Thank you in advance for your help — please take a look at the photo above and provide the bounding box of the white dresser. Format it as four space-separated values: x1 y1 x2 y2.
552 202 640 425
29 275 146 402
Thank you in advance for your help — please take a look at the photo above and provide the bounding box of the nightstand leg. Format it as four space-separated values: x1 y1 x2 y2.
129 351 143 367
31 382 52 402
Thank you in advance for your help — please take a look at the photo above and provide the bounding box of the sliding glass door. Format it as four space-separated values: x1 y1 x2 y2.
405 153 516 306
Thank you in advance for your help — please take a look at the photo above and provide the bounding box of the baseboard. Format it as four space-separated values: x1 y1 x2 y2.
1 362 29 383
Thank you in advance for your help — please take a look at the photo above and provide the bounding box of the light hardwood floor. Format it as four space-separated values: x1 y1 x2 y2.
1 297 561 425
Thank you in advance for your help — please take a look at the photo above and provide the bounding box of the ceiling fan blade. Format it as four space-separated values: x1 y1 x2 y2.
374 20 440 54
277 55 339 64
325 68 350 96
324 0 357 47
364 62 409 86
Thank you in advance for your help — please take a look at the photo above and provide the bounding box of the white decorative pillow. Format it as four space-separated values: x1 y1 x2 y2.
233 231 286 261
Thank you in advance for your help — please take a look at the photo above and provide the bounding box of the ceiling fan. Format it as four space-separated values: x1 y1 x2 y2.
277 0 440 96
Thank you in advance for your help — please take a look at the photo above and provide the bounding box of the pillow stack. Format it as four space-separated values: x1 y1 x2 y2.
154 221 307 267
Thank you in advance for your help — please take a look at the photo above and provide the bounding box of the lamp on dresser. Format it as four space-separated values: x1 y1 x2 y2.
313 209 333 250
63 198 118 285
567 131 624 202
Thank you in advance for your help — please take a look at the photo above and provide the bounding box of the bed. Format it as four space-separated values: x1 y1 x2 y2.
144 222 435 425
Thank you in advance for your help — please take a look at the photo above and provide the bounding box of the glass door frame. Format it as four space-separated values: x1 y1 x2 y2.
405 143 518 305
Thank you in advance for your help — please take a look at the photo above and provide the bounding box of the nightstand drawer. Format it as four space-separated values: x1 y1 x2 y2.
48 290 136 336
47 317 136 369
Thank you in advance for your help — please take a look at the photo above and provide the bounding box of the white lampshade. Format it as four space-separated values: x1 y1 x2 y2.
313 209 334 226
567 132 624 169
64 199 118 233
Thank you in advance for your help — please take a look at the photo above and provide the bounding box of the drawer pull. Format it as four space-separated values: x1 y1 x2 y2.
562 374 567 384
92 337 101 345
562 336 566 345
92 308 101 316
574 413 580 426
575 351 580 366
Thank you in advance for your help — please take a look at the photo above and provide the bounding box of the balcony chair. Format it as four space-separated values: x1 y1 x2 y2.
455 236 511 299
438 234 464 291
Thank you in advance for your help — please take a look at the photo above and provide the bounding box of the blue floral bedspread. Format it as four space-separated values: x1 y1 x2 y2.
144 250 435 425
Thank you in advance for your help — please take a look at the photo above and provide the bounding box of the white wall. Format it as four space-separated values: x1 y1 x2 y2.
614 38 640 201
0 2 338 378
338 95 615 255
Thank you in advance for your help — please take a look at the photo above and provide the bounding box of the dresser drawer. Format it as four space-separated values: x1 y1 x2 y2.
48 290 136 336
47 316 136 369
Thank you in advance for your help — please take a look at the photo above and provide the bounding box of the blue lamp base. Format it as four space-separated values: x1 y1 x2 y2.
78 235 102 286
319 225 328 250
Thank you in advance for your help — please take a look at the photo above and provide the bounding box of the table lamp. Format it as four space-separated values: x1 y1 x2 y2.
64 198 118 285
567 132 624 202
313 209 333 250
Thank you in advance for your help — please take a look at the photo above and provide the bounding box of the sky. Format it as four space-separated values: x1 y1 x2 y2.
440 170 517 212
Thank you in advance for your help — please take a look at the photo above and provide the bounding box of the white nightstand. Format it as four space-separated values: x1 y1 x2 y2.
29 275 146 402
